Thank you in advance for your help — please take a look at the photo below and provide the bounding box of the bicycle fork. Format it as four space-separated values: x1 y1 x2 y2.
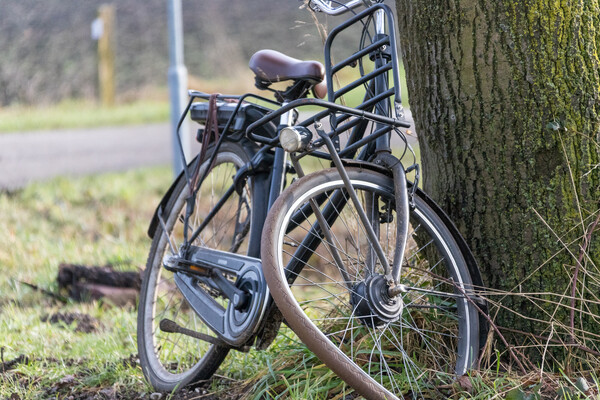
309 123 411 295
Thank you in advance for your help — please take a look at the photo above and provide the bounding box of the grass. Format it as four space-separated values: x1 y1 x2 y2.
0 166 596 399
0 99 169 133
0 165 347 399
0 167 169 398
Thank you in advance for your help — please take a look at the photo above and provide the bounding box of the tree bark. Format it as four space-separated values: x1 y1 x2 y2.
395 0 600 357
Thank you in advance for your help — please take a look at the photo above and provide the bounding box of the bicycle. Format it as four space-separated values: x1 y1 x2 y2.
137 1 488 398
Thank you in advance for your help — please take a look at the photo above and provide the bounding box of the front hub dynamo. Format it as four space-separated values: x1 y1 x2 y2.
351 274 403 328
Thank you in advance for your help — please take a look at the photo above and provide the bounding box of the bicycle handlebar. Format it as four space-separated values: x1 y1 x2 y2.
309 0 371 15
245 97 410 146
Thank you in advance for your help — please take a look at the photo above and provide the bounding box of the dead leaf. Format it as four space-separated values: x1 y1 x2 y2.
457 374 473 392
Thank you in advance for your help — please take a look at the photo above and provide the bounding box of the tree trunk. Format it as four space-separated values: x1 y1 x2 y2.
395 0 600 359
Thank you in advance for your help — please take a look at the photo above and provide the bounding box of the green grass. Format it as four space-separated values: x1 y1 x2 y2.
1 166 597 400
0 166 343 399
0 167 169 399
0 99 169 133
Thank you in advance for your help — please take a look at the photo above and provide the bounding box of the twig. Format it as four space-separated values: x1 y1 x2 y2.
540 322 554 379
497 326 600 357
18 280 68 303
570 212 600 342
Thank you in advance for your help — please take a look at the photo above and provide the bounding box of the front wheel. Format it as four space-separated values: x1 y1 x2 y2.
261 167 481 399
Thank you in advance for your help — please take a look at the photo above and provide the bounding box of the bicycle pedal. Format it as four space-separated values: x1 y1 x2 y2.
163 255 211 277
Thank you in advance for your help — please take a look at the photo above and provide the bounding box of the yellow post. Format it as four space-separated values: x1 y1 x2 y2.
97 4 115 107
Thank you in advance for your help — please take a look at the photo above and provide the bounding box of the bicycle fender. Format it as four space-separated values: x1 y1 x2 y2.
148 162 189 239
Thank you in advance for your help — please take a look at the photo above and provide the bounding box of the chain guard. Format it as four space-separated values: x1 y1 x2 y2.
173 246 268 347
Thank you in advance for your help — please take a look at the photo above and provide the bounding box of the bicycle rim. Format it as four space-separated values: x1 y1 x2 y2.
138 142 253 390
262 167 479 399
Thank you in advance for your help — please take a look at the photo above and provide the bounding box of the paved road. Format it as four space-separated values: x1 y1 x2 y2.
0 123 179 189
0 110 415 190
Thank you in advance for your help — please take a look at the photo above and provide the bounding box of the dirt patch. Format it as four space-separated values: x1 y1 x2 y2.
44 380 142 400
1 354 29 373
44 384 143 400
165 387 224 400
41 312 102 333
57 263 141 307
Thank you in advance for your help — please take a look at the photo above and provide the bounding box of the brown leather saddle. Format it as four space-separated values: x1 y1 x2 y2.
249 49 327 98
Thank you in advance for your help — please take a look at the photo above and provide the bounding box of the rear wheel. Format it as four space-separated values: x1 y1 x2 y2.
138 141 257 391
262 167 480 399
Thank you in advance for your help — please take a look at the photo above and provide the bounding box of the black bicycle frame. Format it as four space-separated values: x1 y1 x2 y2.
175 3 409 288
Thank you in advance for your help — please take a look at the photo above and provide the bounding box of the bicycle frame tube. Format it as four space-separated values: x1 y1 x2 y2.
268 106 294 208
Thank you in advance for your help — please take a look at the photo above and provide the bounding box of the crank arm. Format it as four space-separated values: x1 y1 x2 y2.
159 318 229 347
211 270 249 310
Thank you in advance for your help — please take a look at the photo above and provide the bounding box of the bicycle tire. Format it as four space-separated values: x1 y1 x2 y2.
261 167 480 399
138 140 259 391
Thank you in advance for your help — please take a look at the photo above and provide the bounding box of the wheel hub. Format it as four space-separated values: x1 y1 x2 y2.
351 274 403 328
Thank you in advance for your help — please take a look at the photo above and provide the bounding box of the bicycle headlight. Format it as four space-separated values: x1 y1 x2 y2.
279 126 312 153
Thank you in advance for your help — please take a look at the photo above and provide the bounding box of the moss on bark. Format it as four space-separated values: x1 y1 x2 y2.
396 0 600 361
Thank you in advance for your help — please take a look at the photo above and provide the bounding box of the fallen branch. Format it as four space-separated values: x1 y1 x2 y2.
57 263 141 289
57 263 142 306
